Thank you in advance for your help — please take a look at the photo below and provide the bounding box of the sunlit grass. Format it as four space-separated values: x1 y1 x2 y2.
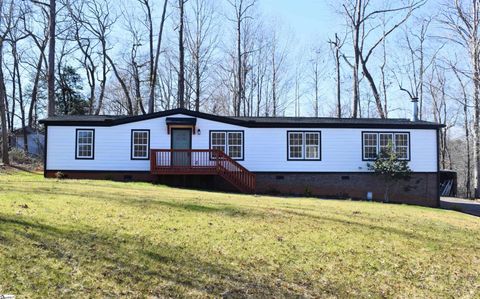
0 169 479 297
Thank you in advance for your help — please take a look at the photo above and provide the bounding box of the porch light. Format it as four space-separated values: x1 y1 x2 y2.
197 128 201 135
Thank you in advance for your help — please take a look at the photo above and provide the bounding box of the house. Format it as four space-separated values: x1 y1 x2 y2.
10 127 45 157
39 106 444 207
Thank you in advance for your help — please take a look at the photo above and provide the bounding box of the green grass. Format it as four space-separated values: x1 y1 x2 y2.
0 170 479 298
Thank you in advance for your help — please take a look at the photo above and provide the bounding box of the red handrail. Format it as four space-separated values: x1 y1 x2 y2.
150 149 256 193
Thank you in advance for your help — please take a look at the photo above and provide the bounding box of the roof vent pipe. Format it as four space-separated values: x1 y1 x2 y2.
411 97 419 122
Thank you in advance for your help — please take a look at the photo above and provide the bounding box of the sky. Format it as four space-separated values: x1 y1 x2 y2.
258 0 343 46
66 0 448 120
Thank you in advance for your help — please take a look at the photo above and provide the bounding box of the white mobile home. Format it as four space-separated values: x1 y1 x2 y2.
40 108 443 207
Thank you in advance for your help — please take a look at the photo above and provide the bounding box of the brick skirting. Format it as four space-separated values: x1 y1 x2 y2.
255 172 439 207
45 170 439 207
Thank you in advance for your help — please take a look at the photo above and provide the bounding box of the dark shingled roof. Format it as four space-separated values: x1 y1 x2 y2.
41 115 126 122
39 108 444 129
232 116 434 126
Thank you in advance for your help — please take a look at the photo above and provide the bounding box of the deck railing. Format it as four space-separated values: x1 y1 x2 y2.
150 149 256 193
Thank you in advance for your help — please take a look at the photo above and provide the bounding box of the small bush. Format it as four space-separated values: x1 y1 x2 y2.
55 171 66 179
9 148 32 164
8 148 43 169
304 187 312 196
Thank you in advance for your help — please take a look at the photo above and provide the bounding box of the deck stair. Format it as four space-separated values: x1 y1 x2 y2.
150 149 256 193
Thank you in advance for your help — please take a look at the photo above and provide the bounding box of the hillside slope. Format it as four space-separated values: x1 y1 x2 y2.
0 170 479 297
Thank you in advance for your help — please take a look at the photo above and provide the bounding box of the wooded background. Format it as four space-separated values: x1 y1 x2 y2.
0 0 477 198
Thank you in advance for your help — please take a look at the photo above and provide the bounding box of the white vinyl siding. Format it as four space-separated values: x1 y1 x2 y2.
46 113 435 172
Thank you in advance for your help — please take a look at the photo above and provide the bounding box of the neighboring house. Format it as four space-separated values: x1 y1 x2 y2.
39 107 444 207
10 127 45 157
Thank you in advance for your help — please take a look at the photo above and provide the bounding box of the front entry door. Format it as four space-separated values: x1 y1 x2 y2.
171 128 192 166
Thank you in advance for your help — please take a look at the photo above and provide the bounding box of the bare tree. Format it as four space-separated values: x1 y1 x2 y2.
451 63 472 197
227 0 256 116
0 0 16 164
342 0 424 118
66 0 117 115
8 21 29 151
186 0 218 112
106 53 134 115
177 0 187 109
309 47 326 117
329 33 344 118
47 0 55 117
442 0 480 197
135 0 169 114
148 0 168 113
23 3 49 127
426 62 458 171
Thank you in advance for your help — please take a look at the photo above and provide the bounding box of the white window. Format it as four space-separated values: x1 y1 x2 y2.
131 130 150 159
76 129 94 159
362 132 410 160
288 132 303 159
228 132 243 159
288 131 321 160
379 133 393 155
210 131 244 159
394 133 409 160
363 133 378 160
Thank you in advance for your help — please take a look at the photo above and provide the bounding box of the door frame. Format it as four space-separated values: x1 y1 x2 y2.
170 128 193 150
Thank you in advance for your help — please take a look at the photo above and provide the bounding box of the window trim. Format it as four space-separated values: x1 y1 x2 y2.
361 131 411 161
131 129 150 160
75 128 95 160
287 131 322 161
208 130 244 160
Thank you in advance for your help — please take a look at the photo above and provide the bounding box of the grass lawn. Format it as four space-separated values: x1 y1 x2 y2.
0 170 479 298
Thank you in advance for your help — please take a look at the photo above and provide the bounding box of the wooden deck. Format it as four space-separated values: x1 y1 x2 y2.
150 149 256 193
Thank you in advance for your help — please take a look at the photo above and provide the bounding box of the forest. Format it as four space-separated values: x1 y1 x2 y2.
0 0 478 198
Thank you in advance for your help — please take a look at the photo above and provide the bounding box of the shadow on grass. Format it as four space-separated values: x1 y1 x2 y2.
2 181 452 245
1 182 267 220
276 208 450 244
8 165 40 174
0 214 297 297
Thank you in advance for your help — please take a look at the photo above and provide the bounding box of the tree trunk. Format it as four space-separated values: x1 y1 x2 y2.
195 46 200 111
384 182 389 202
149 0 168 114
335 35 341 118
360 57 386 118
28 52 43 127
177 0 185 109
0 44 9 165
13 44 28 152
351 0 362 118
95 40 107 115
105 54 134 115
47 0 56 117
236 16 242 116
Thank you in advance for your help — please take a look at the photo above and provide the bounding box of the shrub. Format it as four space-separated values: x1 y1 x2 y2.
9 148 31 164
55 171 66 179
367 142 411 202
8 148 43 170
